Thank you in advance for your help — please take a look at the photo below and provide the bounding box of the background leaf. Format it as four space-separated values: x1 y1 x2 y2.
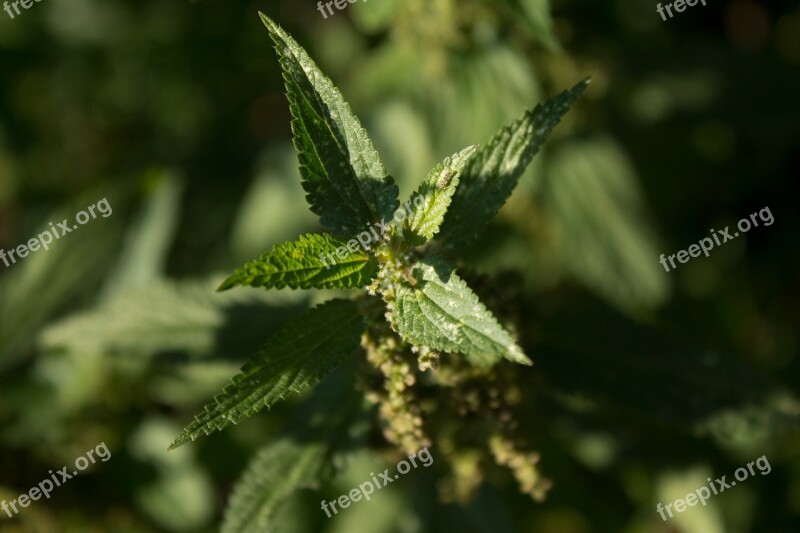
510 0 560 51
534 296 789 431
229 143 318 264
102 171 183 296
222 367 365 533
131 418 215 532
222 438 331 533
541 137 670 311
0 190 129 370
40 276 308 362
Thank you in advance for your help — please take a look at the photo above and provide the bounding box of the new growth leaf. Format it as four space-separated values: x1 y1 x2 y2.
404 145 478 246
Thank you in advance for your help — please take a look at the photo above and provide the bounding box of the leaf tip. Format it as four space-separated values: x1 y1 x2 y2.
258 11 274 28
259 12 286 44
573 77 592 95
217 276 238 292
167 435 188 451
508 344 533 366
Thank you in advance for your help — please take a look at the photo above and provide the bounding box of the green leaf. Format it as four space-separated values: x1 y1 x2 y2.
389 256 531 366
437 79 589 250
40 277 307 361
541 137 669 311
0 191 128 371
221 438 330 533
131 419 215 531
404 145 478 246
514 0 560 51
222 357 366 533
536 296 790 434
218 233 379 291
260 14 399 235
230 143 317 261
169 299 365 449
351 0 405 32
103 170 182 296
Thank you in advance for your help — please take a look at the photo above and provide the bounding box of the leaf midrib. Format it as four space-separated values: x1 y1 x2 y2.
418 279 511 353
204 311 361 420
286 61 378 224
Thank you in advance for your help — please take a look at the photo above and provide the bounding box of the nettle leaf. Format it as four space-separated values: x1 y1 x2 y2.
169 299 364 449
40 277 307 361
542 137 669 311
514 0 560 51
222 382 361 533
536 296 782 432
218 234 378 291
404 145 478 246
390 256 531 367
437 79 590 250
222 438 330 533
261 14 399 235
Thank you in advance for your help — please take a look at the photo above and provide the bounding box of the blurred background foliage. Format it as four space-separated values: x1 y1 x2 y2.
1 0 799 531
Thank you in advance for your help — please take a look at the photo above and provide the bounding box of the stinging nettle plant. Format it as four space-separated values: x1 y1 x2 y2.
171 12 588 530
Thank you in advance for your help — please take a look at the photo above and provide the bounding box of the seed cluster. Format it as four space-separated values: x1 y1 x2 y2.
361 308 431 455
360 261 549 502
433 362 552 502
489 434 552 502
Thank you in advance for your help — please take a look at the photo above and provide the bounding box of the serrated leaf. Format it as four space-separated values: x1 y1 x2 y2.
39 277 307 361
404 145 477 246
437 79 589 250
222 358 365 533
260 14 399 235
0 191 128 371
541 137 669 311
218 233 379 291
169 299 365 449
221 438 330 533
389 256 531 366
